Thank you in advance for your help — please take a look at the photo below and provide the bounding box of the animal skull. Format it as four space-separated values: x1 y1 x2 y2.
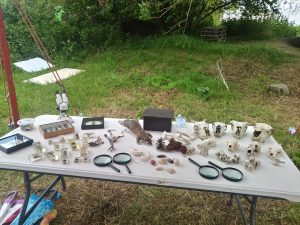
246 141 261 157
197 138 216 157
216 150 240 164
268 145 285 166
244 156 261 172
192 120 210 140
212 122 227 137
230 120 248 139
226 138 239 152
252 123 272 142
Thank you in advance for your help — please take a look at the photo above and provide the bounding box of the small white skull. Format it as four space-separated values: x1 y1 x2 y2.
212 122 227 137
268 145 283 160
244 156 261 172
268 145 285 166
252 123 272 142
197 138 216 157
226 138 239 152
246 141 261 157
230 120 248 139
192 120 210 140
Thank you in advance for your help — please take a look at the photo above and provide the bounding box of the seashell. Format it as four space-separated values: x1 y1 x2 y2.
156 166 165 171
167 168 176 174
158 158 168 165
141 152 151 162
174 158 180 166
167 158 174 164
157 154 167 158
130 149 145 157
150 160 157 166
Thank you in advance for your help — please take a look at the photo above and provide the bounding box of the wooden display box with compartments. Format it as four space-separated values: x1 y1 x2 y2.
39 120 75 139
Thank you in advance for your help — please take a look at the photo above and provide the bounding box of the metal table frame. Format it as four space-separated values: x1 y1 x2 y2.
15 171 263 225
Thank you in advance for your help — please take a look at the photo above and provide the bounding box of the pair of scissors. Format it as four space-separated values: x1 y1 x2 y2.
0 191 18 222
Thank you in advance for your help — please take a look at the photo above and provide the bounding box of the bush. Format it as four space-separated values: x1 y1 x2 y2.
223 17 297 40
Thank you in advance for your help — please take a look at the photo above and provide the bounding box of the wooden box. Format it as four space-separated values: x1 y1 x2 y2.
143 108 173 132
39 120 75 139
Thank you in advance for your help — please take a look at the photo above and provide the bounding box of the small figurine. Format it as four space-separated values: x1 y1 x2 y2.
230 120 248 139
246 141 261 157
212 122 227 137
226 138 239 152
192 120 210 140
252 123 272 142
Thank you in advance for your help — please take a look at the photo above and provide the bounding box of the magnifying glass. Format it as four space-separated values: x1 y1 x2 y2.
188 158 219 180
113 153 132 174
208 161 243 182
93 154 121 173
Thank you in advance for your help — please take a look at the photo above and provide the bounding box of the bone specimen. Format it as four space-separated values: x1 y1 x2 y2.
192 120 211 140
230 120 248 139
226 138 239 152
244 157 261 172
252 123 272 142
212 122 227 137
119 119 152 145
268 145 285 166
246 141 261 157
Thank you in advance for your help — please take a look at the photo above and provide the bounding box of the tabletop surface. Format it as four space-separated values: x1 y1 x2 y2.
1 115 300 202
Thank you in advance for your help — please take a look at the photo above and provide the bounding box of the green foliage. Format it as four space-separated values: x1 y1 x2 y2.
224 17 297 40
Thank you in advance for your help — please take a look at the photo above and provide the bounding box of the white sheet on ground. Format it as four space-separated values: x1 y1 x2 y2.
14 57 54 72
23 68 84 85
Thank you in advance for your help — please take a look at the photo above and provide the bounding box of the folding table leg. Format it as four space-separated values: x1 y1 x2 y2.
227 194 234 206
232 194 258 225
18 171 31 225
249 196 257 225
234 195 248 225
17 172 65 225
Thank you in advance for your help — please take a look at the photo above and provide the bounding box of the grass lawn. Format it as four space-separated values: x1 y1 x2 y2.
1 35 300 224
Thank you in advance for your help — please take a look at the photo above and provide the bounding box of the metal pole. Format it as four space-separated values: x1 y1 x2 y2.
0 5 20 127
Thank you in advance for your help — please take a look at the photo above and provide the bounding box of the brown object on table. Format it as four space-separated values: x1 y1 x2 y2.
39 121 75 139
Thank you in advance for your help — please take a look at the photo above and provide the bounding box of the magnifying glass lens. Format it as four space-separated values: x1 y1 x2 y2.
94 156 111 165
223 169 243 181
199 166 219 179
114 154 130 163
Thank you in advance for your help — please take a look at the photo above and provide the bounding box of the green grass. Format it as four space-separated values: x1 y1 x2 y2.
1 35 300 224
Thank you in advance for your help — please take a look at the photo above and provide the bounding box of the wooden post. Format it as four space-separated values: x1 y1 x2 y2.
0 5 20 127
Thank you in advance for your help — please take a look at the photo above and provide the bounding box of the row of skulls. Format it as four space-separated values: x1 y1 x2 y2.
192 120 284 168
192 120 273 142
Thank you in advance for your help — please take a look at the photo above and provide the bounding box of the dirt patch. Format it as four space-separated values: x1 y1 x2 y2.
286 37 300 48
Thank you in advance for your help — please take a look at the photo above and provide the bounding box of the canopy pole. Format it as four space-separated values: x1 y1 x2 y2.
0 5 20 127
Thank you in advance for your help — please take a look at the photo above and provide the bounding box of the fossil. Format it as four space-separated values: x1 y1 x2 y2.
119 119 152 145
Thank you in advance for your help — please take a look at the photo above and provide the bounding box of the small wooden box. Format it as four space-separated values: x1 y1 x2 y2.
143 108 173 132
39 120 75 139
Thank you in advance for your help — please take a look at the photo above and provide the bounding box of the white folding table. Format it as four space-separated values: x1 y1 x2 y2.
1 115 300 225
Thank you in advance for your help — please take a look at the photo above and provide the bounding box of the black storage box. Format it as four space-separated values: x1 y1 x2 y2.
143 108 173 132
0 133 33 154
81 117 104 130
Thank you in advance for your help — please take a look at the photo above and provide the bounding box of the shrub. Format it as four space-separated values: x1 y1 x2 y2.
223 17 297 40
